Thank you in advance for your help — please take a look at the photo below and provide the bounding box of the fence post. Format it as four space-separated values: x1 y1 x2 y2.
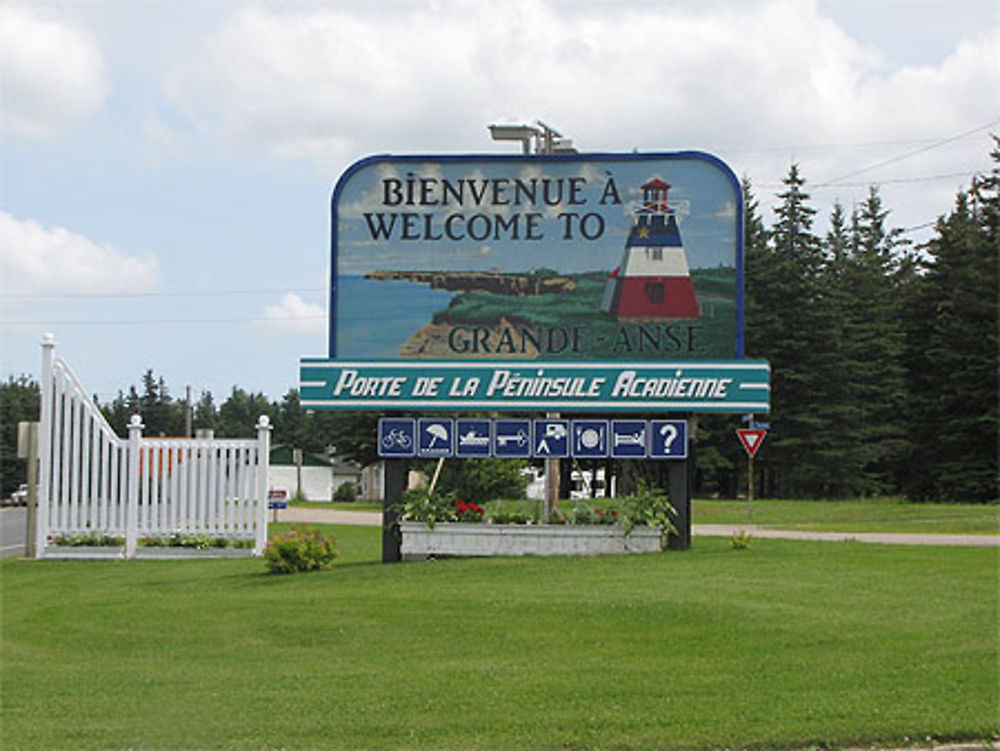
254 415 272 555
36 334 55 557
126 415 144 558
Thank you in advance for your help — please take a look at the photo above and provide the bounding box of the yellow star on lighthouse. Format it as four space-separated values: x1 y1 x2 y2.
638 226 651 238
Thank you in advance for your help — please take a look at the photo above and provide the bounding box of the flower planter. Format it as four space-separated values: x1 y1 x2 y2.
39 545 255 560
40 545 125 560
399 521 662 560
134 546 255 560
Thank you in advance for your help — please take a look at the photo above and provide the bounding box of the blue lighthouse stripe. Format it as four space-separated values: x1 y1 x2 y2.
626 214 683 247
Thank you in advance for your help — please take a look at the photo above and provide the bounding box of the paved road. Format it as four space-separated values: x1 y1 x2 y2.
694 523 1000 547
0 508 27 558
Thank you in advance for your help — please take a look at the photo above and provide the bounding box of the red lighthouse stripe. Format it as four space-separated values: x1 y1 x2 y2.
614 276 699 319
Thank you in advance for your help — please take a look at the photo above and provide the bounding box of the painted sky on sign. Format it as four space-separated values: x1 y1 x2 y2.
335 155 738 275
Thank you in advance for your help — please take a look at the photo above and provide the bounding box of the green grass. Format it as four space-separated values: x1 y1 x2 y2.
693 497 1000 535
290 499 384 513
2 525 997 750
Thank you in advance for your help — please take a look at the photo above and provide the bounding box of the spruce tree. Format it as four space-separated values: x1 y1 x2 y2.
904 140 999 500
816 202 869 496
750 164 835 497
840 188 911 494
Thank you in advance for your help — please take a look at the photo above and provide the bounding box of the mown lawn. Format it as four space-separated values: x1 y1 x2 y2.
1 525 997 750
692 497 999 534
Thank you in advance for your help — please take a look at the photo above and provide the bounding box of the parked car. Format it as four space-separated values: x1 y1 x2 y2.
10 484 28 506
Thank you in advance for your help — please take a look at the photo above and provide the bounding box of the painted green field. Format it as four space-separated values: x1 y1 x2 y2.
2 524 997 750
439 269 736 358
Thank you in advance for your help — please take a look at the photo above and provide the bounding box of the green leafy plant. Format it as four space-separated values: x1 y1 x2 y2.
616 487 678 540
51 533 124 547
729 529 752 550
333 481 360 503
396 489 486 528
263 528 339 574
139 534 253 549
395 488 457 529
489 509 532 525
565 502 618 525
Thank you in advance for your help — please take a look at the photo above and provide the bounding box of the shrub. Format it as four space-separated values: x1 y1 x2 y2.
430 458 529 503
729 529 752 550
264 528 339 574
333 481 360 503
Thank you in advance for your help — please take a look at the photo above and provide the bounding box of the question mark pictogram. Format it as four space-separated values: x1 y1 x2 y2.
660 424 678 454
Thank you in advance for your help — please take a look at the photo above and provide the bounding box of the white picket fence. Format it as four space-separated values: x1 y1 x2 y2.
36 335 271 559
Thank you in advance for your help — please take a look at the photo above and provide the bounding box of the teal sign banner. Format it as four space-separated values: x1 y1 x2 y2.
300 359 769 413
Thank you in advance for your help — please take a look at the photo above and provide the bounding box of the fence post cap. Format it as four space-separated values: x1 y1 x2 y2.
129 414 144 429
42 332 55 347
256 415 272 430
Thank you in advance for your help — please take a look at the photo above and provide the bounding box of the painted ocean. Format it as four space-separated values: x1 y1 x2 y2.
335 276 454 358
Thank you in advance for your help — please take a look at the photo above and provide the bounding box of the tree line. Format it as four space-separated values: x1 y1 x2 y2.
2 141 996 501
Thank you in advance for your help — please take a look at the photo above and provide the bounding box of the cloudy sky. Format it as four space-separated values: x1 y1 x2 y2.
1 0 997 411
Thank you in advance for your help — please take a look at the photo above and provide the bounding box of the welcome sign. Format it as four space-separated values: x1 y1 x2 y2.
329 152 745 361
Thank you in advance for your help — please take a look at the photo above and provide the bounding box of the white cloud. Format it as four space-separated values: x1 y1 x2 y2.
165 0 997 179
0 6 110 139
254 293 326 336
0 212 159 296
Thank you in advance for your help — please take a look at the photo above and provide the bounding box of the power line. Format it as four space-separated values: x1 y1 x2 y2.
759 169 982 190
0 315 327 327
0 285 326 301
814 118 1000 187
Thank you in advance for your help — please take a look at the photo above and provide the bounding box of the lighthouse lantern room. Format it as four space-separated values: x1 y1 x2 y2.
601 178 700 320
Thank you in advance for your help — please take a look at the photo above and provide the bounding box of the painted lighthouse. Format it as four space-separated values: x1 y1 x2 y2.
601 178 700 320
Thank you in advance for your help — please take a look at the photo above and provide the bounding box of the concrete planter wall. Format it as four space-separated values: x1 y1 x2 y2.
40 545 255 560
399 521 663 560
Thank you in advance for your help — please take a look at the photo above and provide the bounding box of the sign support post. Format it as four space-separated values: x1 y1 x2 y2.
382 458 407 563
667 458 691 551
736 424 767 520
544 412 560 518
18 421 39 558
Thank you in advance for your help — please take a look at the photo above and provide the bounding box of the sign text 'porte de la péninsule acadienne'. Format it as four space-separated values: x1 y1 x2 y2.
302 151 769 413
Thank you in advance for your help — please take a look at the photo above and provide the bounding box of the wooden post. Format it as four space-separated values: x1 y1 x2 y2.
19 422 39 558
125 415 143 559
382 459 407 563
667 458 691 551
36 334 55 557
256 416 272 555
544 412 560 518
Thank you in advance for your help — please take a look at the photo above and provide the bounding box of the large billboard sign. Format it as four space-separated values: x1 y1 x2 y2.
329 152 745 362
